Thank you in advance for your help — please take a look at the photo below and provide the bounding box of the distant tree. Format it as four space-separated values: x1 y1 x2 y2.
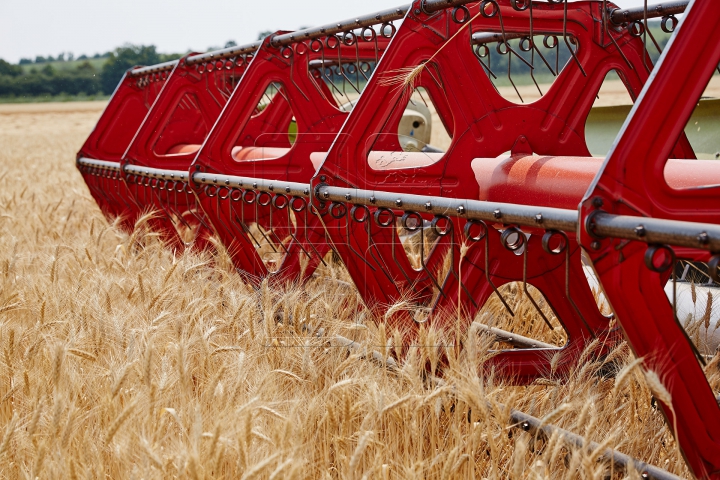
100 44 161 94
257 30 273 40
18 58 32 65
35 55 47 63
92 53 101 59
46 55 55 62
0 59 22 76
76 61 95 73
224 40 237 48
77 54 88 60
57 52 65 62
41 64 55 76
67 53 74 62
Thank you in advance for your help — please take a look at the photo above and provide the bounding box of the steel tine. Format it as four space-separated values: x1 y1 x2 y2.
522 236 555 331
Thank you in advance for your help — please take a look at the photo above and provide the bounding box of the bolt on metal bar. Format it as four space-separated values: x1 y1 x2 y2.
610 1 688 25
130 59 182 77
471 30 574 45
186 42 262 66
77 160 719 254
591 212 720 252
316 184 578 232
124 164 189 182
76 157 122 172
472 31 527 44
192 172 310 198
271 5 410 47
316 185 719 252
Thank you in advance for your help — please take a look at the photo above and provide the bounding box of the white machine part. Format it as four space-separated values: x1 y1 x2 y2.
398 102 432 152
340 99 433 152
583 265 720 354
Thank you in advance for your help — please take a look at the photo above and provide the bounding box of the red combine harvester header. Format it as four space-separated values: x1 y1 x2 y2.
77 1 720 477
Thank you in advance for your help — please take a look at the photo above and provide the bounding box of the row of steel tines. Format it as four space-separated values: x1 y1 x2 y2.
78 163 195 195
129 22 400 89
199 170 720 288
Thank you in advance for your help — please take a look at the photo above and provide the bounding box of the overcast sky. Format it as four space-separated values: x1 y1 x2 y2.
0 0 654 63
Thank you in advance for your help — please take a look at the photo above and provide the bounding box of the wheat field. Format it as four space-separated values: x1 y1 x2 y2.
0 101 716 479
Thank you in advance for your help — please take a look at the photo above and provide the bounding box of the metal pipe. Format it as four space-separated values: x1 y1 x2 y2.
192 171 310 198
472 31 527 44
471 322 556 349
508 409 682 480
78 161 718 254
316 185 719 252
130 59 181 77
130 42 261 77
610 1 688 25
271 5 409 47
76 157 122 172
315 184 578 232
590 212 720 252
124 164 189 182
325 333 400 370
185 42 262 66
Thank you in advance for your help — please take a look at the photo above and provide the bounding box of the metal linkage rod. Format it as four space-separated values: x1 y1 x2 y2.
471 322 556 349
76 157 122 172
192 172 310 198
124 164 189 182
76 161 718 254
508 409 682 480
590 212 720 253
609 1 688 25
472 31 527 44
316 184 720 253
130 42 261 77
324 334 680 480
269 0 483 47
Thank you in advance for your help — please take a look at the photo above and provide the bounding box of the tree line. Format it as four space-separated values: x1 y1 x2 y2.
0 45 183 99
0 41 246 100
0 26 672 101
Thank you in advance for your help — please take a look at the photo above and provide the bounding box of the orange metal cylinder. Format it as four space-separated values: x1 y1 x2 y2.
472 155 720 209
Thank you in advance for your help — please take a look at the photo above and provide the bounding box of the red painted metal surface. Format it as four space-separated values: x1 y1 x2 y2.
76 69 167 231
579 0 720 475
190 32 392 284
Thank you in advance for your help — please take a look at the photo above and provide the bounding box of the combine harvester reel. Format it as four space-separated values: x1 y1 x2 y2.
71 0 720 476
119 44 262 251
189 27 395 282
76 64 171 231
78 43 265 249
314 0 720 475
309 0 700 382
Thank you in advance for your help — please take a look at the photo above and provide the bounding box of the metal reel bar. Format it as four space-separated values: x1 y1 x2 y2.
127 1 688 77
316 185 720 253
